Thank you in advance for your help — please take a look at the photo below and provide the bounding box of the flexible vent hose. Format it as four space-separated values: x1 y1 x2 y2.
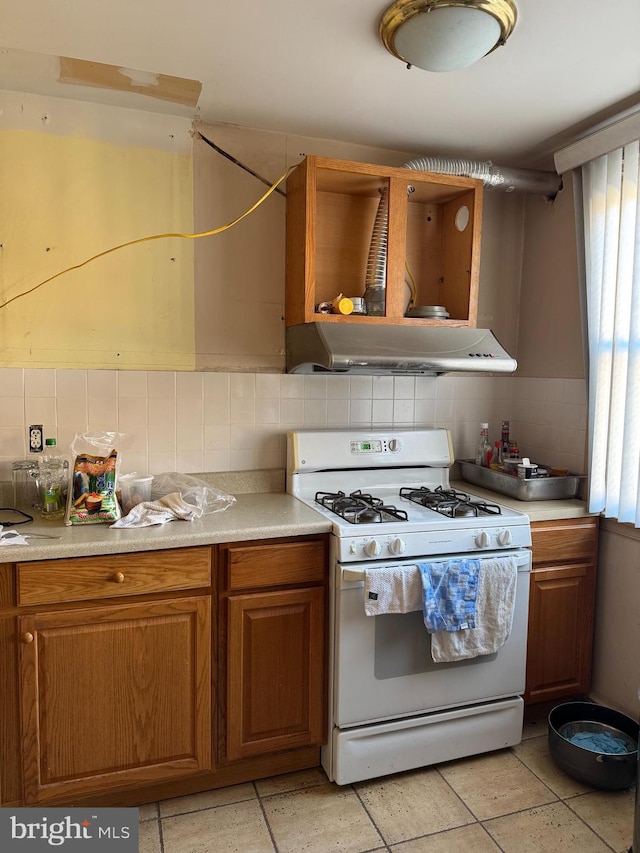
363 156 563 314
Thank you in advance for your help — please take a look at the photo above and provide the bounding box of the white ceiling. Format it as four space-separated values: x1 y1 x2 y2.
2 0 639 166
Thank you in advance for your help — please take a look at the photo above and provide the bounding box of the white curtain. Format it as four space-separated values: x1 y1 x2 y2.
582 141 640 524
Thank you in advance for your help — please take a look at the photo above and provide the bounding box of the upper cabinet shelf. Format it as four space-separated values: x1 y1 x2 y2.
285 156 483 328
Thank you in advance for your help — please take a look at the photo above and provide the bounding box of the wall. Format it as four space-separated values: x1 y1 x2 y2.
590 520 640 719
0 367 587 482
517 171 584 379
0 90 195 370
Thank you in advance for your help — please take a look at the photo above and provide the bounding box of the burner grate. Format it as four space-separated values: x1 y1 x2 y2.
315 490 409 524
399 486 502 519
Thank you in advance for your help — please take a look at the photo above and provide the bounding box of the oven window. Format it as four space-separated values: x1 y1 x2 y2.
374 611 497 679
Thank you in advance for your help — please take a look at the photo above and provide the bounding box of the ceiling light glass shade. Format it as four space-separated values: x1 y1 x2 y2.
380 0 518 72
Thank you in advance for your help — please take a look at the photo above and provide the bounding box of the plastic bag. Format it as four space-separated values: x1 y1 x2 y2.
65 431 123 525
150 472 236 515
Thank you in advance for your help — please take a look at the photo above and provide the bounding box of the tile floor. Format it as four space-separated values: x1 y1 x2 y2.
136 706 636 853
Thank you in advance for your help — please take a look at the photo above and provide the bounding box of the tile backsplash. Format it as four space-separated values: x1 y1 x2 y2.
0 369 587 481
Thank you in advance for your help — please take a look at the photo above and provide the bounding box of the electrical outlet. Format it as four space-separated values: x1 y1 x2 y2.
29 425 43 453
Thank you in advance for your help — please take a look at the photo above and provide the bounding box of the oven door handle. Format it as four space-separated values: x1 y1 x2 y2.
342 550 531 584
343 569 367 582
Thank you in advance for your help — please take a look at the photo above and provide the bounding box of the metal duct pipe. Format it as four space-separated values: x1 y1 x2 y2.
363 156 563 315
403 156 563 197
363 188 390 317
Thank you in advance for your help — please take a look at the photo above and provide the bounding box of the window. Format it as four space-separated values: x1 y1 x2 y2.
580 141 640 524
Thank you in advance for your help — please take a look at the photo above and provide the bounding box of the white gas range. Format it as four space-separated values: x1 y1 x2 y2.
287 427 531 561
287 428 533 785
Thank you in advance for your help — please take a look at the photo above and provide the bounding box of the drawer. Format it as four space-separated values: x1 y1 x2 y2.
225 540 326 591
530 518 599 566
17 546 212 605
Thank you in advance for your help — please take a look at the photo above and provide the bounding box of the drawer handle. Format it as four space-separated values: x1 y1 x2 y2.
21 632 34 644
112 572 126 584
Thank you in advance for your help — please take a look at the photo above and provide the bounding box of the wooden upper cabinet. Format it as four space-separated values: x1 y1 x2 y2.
285 155 482 328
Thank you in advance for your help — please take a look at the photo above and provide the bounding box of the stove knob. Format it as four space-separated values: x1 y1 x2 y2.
497 529 512 546
388 537 406 555
475 530 490 548
364 539 382 558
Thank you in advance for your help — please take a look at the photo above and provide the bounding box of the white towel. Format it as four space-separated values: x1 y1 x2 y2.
0 528 29 545
430 555 518 663
110 492 204 528
364 566 423 615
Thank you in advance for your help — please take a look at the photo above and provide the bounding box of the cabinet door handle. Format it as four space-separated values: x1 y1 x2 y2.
112 572 125 584
21 632 34 644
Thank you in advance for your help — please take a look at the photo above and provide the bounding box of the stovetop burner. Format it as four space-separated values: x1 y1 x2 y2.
315 490 409 525
399 486 502 519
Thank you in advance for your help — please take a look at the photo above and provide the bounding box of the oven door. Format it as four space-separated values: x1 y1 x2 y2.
333 549 531 728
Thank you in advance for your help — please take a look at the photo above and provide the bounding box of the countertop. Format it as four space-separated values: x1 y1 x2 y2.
0 492 331 563
450 480 595 523
0 476 595 564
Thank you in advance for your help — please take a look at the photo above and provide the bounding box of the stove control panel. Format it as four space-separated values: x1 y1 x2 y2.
361 537 407 557
339 525 531 562
349 438 400 455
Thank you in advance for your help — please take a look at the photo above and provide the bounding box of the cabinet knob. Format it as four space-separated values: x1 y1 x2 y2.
113 572 125 584
21 632 34 644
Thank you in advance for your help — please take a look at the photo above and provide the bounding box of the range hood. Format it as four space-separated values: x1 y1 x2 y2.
286 323 517 375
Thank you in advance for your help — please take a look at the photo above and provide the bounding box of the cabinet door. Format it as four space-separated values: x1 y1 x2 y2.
227 587 324 761
525 562 596 704
19 596 211 803
1 615 22 806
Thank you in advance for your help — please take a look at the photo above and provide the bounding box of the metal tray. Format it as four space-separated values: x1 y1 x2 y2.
458 460 584 502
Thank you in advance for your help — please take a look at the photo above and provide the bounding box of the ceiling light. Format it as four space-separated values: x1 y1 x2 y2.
379 0 517 73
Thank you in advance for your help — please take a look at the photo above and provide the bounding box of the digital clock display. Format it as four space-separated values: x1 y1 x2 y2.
350 440 383 454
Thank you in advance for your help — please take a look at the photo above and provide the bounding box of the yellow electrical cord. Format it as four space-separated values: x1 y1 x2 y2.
0 162 297 311
404 259 418 307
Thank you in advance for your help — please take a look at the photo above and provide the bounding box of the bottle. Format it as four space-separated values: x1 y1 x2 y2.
12 460 40 509
490 440 504 469
501 420 510 453
39 438 67 520
475 423 492 467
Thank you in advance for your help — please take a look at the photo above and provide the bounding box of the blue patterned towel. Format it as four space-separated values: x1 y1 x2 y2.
418 559 481 632
430 556 518 662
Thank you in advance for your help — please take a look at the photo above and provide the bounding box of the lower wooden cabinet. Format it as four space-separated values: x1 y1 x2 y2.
227 587 325 759
0 547 213 806
525 517 598 705
219 536 328 763
19 595 212 803
0 536 328 807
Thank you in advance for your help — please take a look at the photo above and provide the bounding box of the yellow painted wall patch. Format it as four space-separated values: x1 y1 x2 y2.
0 129 195 370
